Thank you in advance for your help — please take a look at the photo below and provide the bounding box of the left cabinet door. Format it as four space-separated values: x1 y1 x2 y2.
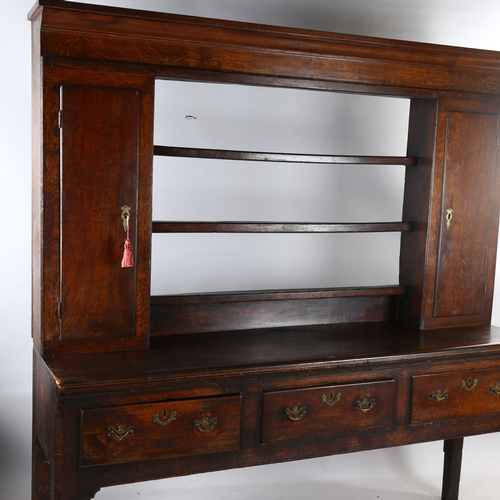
60 85 140 341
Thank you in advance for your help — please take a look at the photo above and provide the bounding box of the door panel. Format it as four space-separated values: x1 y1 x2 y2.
60 85 140 339
434 111 499 318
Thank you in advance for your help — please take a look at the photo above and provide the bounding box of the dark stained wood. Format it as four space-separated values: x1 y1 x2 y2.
434 111 500 318
30 2 500 499
150 287 406 335
152 285 407 304
154 145 418 166
150 295 398 335
46 407 500 496
261 380 395 444
33 65 155 356
410 368 500 424
420 99 500 330
44 324 500 395
81 395 241 466
60 85 139 340
32 437 51 500
152 221 413 233
31 1 500 96
442 438 464 500
397 99 438 329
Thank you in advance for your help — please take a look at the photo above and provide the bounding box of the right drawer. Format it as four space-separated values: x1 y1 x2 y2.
410 369 500 424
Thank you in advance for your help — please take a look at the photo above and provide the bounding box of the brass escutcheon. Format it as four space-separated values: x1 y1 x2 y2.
321 392 342 407
461 377 478 392
285 405 307 421
107 424 134 442
430 389 449 402
153 409 177 427
194 417 218 433
446 208 453 229
355 397 375 414
490 383 500 396
121 205 131 232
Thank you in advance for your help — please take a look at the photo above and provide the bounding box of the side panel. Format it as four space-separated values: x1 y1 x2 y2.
397 99 438 328
60 85 139 340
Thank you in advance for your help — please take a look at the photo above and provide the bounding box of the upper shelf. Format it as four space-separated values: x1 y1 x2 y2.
31 0 500 96
154 146 418 166
152 222 412 234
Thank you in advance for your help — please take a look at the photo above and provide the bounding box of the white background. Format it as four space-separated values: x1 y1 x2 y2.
2 1 500 499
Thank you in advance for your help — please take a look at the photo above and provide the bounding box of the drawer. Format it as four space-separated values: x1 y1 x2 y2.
410 369 500 424
81 395 241 466
261 380 395 445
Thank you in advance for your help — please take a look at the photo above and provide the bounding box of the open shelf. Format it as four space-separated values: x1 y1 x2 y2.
154 145 418 166
152 221 413 233
151 285 407 303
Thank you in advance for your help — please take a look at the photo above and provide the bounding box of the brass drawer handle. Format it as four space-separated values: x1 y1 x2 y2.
355 397 375 414
108 424 134 442
321 392 342 407
285 405 307 421
153 409 177 427
430 390 449 402
461 378 478 392
490 383 500 396
194 417 218 433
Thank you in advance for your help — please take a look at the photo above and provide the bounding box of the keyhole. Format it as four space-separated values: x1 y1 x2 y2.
446 208 453 229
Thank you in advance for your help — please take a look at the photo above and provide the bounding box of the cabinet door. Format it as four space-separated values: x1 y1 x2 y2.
434 111 500 318
60 85 139 340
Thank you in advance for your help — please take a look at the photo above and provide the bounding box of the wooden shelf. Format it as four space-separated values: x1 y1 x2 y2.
151 285 407 304
152 221 413 233
154 145 418 166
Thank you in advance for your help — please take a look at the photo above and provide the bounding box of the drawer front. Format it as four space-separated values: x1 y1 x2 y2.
411 369 500 424
261 380 395 445
81 395 241 466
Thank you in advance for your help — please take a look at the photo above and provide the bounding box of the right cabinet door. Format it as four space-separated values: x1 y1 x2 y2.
433 107 500 324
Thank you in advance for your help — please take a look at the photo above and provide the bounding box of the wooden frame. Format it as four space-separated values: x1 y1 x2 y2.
30 1 500 499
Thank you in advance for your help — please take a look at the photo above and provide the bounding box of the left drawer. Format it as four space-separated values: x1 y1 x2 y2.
81 395 242 466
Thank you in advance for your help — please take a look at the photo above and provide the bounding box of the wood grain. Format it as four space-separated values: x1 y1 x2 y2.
154 146 418 166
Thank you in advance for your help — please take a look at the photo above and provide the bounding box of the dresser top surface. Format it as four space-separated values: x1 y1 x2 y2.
43 323 500 396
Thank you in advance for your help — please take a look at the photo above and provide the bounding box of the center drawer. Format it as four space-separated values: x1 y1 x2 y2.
81 395 241 466
261 380 395 445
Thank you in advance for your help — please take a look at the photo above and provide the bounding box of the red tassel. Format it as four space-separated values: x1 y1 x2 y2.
121 217 134 268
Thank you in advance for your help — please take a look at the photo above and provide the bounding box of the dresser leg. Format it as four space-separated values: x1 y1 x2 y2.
442 437 464 500
32 435 51 500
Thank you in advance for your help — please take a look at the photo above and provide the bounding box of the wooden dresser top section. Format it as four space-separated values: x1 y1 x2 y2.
30 0 500 97
45 323 500 396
